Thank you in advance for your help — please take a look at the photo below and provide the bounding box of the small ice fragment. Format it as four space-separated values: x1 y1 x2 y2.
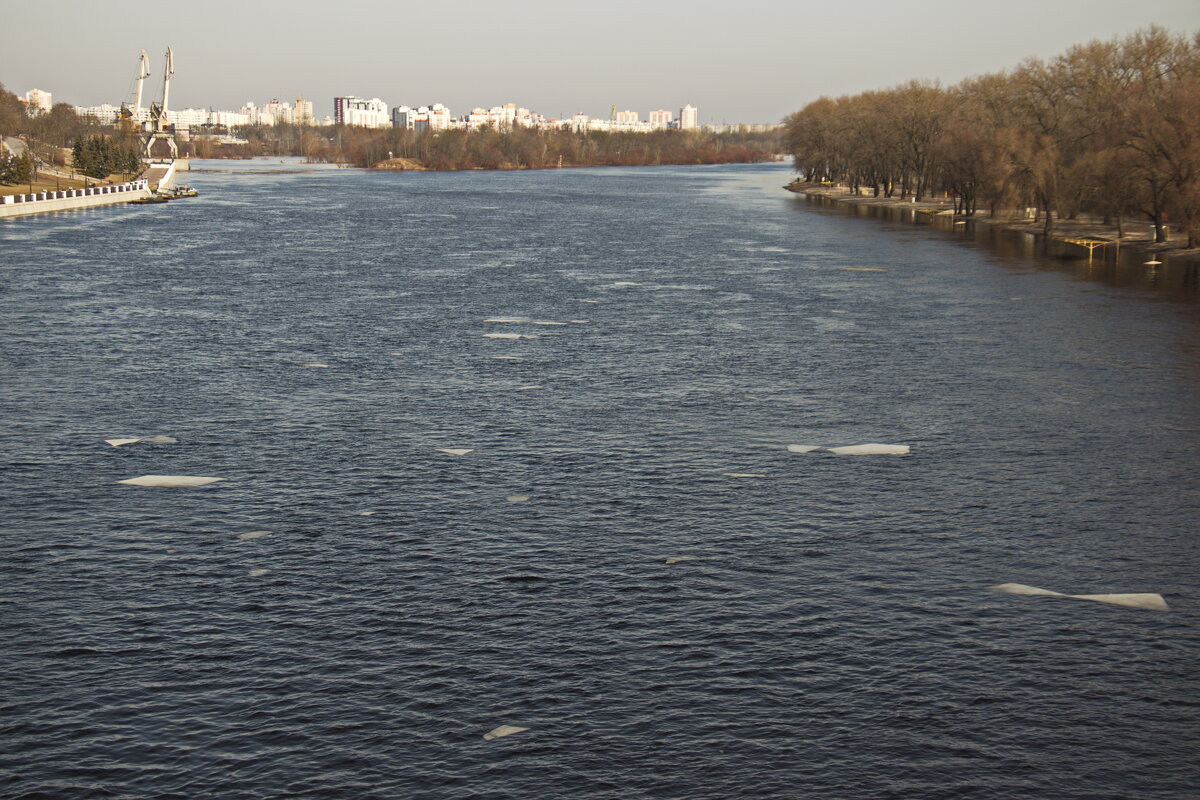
238 531 271 540
991 583 1168 611
507 494 531 503
247 568 271 578
358 511 376 516
438 448 474 456
484 317 528 323
492 355 522 360
516 385 543 390
723 472 767 478
531 321 567 326
484 332 523 339
118 475 225 487
579 299 600 304
665 556 697 565
613 281 641 287
786 444 821 454
483 725 528 740
839 267 891 272
827 444 910 455
569 320 588 324
299 362 329 368
140 436 178 444
106 438 143 447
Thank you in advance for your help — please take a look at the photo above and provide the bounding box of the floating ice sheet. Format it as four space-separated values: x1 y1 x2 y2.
438 448 474 456
238 531 271 540
665 556 697 565
839 267 891 272
492 355 522 360
506 494 531 503
991 583 1168 611
786 444 822 454
531 321 567 326
118 475 225 487
105 435 178 447
723 472 767 478
827 444 910 455
247 568 271 578
299 362 329 368
484 317 528 323
483 725 528 740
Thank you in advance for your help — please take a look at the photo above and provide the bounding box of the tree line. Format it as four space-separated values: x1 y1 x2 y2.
192 122 781 170
784 27 1200 247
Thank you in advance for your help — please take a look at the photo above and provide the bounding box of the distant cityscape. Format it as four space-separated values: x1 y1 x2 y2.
17 87 778 135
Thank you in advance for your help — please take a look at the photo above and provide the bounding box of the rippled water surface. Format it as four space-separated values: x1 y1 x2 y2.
2 160 1199 799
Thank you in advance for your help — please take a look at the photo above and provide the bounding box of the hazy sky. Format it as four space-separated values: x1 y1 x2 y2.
5 0 1198 122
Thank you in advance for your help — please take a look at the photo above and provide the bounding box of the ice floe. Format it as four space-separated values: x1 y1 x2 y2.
492 355 522 360
437 448 474 456
786 445 822 454
991 583 1168 611
483 725 528 740
298 362 329 367
723 472 767 478
238 531 271 540
531 321 568 326
515 385 544 390
827 444 910 455
665 556 698 565
484 332 537 340
484 317 528 323
247 568 271 578
839 267 891 272
506 494 531 503
117 475 225 487
105 435 178 447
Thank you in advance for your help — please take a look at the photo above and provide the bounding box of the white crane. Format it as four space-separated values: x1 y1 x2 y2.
133 49 149 121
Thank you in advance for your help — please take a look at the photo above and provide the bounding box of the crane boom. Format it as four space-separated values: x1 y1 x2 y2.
133 49 149 118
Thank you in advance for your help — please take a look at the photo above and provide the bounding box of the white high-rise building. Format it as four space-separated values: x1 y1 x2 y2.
25 88 52 115
295 96 314 125
615 109 639 125
679 104 698 129
334 96 390 128
649 109 673 129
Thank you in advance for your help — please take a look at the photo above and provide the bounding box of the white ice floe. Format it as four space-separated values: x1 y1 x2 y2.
665 556 697 565
105 435 178 447
484 317 528 323
827 444 910 455
515 385 544 390
117 475 225 487
612 281 642 287
438 448 474 456
299 362 329 368
484 332 523 339
991 583 1168 611
358 511 376 516
569 320 588 324
483 725 529 740
579 299 600 304
247 568 271 578
839 267 891 272
492 355 522 360
531 321 568 326
238 531 271 540
786 444 822 454
506 494 531 503
723 472 767 478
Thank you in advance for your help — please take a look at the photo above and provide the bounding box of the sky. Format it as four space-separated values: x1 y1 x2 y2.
4 0 1199 123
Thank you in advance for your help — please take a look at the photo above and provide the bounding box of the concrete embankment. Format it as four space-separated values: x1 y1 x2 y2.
0 180 151 219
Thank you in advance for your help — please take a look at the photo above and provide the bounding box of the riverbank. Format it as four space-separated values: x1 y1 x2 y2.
784 180 1200 264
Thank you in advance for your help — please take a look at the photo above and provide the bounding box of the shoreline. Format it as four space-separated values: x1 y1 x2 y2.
784 180 1200 266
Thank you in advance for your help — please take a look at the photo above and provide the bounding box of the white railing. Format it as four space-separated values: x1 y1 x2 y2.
0 179 148 205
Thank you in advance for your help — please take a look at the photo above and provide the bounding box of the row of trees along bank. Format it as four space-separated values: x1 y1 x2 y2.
192 124 781 170
784 27 1200 247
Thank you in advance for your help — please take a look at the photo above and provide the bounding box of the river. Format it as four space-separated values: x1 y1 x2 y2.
1 159 1197 798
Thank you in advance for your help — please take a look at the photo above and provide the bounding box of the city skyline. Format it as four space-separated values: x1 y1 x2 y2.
3 0 1197 123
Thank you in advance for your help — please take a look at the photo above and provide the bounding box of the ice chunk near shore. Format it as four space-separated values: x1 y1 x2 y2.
106 438 143 447
787 444 822 454
828 444 910 455
117 475 225 487
991 583 1168 611
438 448 474 456
238 531 271 540
247 568 271 578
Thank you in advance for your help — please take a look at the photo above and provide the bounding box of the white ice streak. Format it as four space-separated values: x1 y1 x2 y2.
437 448 474 456
118 475 225 487
238 531 271 540
484 317 528 323
665 556 698 565
492 355 522 360
531 321 568 326
484 332 537 339
515 385 544 390
991 583 1168 611
827 444 910 455
723 472 767 478
786 445 822 454
506 494 532 503
247 568 271 578
105 435 178 447
483 725 528 740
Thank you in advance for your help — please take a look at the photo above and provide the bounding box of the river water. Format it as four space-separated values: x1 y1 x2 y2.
2 160 1198 799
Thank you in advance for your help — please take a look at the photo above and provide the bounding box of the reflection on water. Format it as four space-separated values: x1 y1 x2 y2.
796 193 1200 300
